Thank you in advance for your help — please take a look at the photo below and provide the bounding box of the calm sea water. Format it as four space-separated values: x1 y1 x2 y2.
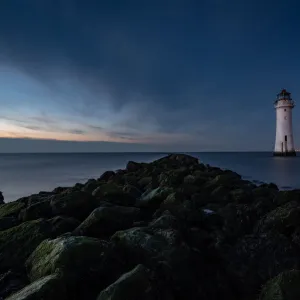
0 152 299 202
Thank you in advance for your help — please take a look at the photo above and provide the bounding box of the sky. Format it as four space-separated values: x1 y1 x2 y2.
0 0 300 152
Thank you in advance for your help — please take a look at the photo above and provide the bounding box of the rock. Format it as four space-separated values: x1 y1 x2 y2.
47 216 80 237
275 190 300 206
0 217 19 231
138 187 173 210
73 206 140 239
138 177 152 189
96 264 152 300
92 183 136 206
50 191 98 221
152 154 199 169
183 175 196 184
0 201 25 218
82 179 100 193
111 227 169 262
19 200 52 222
52 186 69 194
98 171 115 182
0 219 53 272
257 201 300 235
126 161 143 172
26 236 108 299
225 232 300 299
123 185 142 199
0 192 4 204
259 270 300 300
0 270 27 299
6 274 66 300
149 211 178 230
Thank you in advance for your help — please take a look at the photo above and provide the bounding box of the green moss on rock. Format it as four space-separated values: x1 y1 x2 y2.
0 201 25 218
0 219 53 272
26 235 107 282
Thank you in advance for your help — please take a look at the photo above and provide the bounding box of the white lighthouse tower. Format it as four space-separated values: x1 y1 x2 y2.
274 89 296 156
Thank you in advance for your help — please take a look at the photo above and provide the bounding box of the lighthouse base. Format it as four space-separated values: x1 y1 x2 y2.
273 151 296 157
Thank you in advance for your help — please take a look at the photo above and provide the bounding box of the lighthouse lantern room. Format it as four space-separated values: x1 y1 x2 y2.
274 89 296 156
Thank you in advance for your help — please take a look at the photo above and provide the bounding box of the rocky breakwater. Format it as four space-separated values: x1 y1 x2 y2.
1 154 300 299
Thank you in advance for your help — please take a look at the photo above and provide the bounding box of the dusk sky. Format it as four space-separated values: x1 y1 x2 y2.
0 0 300 152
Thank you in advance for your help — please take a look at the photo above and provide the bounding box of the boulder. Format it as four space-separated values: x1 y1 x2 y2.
92 183 136 206
82 179 100 193
96 264 152 300
50 191 98 221
0 270 27 299
73 206 140 239
6 274 66 300
257 201 300 235
123 185 142 199
47 216 80 237
0 201 25 218
0 219 54 272
0 217 19 231
152 154 199 169
19 200 52 222
98 171 116 182
126 161 143 172
225 232 300 299
0 192 4 204
26 236 108 299
138 187 173 210
111 227 169 263
259 270 300 300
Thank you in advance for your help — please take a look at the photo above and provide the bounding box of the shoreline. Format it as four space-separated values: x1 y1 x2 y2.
0 153 300 299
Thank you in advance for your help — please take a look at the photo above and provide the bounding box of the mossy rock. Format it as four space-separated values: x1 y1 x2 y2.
96 264 152 300
259 270 300 300
6 273 67 300
0 201 25 218
50 191 98 221
258 201 300 234
0 219 53 272
73 206 140 239
26 235 108 282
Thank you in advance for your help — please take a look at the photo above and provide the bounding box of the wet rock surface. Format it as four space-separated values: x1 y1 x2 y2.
1 153 300 299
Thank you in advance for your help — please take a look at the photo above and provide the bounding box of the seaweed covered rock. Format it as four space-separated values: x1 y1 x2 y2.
73 206 140 239
6 274 66 300
26 236 108 299
259 270 300 300
50 191 98 221
97 264 152 300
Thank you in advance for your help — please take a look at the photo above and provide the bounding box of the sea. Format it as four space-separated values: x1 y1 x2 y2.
0 152 299 202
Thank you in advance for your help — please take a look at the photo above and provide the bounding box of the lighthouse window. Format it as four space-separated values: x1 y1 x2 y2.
285 135 287 141
284 109 286 111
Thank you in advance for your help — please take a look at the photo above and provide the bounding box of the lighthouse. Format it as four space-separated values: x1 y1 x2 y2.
274 89 296 156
